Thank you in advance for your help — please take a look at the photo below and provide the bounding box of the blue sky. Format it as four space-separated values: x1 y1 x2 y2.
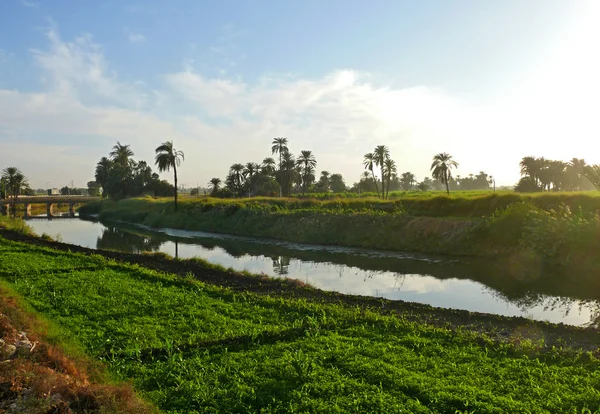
0 0 598 188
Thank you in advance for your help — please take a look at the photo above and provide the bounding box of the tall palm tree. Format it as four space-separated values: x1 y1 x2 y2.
208 178 221 196
271 137 289 197
280 152 296 197
229 163 245 197
155 141 185 211
297 150 317 194
94 157 112 198
244 162 260 197
110 142 135 168
1 167 28 202
384 158 397 198
431 153 459 195
363 153 380 198
373 145 389 199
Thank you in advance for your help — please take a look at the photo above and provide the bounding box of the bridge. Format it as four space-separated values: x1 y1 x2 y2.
0 195 101 218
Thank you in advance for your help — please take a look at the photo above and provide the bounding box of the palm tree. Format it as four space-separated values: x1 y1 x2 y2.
363 153 380 198
567 158 587 191
431 152 459 195
271 137 288 197
261 157 276 177
384 158 397 198
373 145 389 199
244 162 260 179
317 171 330 193
208 178 221 196
155 141 185 211
95 157 112 198
280 152 296 197
297 150 317 194
400 172 416 191
244 162 260 197
110 142 134 168
1 167 28 202
229 163 245 197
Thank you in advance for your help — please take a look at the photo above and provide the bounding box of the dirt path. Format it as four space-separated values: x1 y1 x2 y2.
2 229 599 352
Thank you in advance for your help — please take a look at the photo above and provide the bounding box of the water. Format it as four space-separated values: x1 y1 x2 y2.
26 218 600 326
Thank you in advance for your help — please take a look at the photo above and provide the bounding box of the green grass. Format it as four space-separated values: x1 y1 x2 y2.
0 236 599 413
0 215 35 234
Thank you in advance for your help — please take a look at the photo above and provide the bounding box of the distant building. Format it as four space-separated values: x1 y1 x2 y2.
47 188 60 195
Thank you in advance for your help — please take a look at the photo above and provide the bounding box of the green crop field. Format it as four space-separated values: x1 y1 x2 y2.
0 236 599 413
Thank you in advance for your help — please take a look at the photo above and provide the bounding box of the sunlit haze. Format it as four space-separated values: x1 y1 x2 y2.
1 0 599 189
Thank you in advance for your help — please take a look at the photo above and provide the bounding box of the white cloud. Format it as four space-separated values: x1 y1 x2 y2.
21 0 39 8
31 25 147 108
128 33 146 44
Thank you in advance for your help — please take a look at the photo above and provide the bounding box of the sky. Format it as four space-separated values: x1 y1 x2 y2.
0 0 599 189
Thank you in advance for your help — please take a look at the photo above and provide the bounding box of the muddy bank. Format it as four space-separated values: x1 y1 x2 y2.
2 228 599 352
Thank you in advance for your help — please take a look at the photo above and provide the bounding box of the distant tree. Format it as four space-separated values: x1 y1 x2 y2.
297 150 317 194
110 142 134 169
145 179 175 197
400 172 416 191
363 153 380 198
315 171 330 193
261 157 277 177
584 165 600 191
329 173 346 193
271 137 289 196
94 157 112 198
208 178 222 196
1 167 28 202
383 158 397 199
228 163 246 197
280 152 296 197
155 141 185 211
416 181 430 192
374 145 389 199
431 153 459 195
87 181 101 196
514 176 541 193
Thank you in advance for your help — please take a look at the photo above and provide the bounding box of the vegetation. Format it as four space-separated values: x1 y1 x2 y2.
0 236 598 413
94 142 176 200
516 156 597 192
0 284 155 413
154 141 185 211
431 152 459 195
1 167 32 201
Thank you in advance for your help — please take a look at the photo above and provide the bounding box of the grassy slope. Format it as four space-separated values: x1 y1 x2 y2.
1 236 599 413
79 192 600 260
0 282 155 413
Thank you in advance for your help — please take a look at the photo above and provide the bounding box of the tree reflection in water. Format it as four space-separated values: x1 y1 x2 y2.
272 256 290 275
97 227 164 254
484 287 600 327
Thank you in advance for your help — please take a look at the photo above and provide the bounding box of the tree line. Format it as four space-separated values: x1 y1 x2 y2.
516 157 600 192
208 138 348 198
94 141 185 209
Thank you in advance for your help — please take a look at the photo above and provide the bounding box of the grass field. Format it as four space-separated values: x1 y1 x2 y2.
83 190 600 218
0 235 599 413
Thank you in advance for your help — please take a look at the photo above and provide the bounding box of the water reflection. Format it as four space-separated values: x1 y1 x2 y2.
272 256 290 275
25 218 600 326
97 227 163 253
